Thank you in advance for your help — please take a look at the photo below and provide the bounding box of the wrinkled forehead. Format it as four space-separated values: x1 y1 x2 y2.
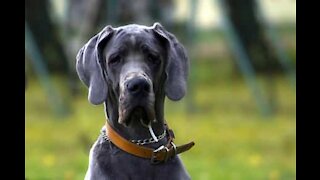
109 25 162 51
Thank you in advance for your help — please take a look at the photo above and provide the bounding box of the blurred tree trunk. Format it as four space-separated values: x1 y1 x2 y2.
64 0 104 73
224 0 280 73
25 0 69 73
224 0 278 113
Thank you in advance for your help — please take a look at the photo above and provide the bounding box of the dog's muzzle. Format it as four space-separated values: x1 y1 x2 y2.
118 72 155 126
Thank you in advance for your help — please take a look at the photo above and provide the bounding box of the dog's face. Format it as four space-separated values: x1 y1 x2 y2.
104 25 167 125
76 23 188 126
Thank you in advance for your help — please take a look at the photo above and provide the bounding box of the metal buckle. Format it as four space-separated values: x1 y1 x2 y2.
170 142 177 156
150 145 169 164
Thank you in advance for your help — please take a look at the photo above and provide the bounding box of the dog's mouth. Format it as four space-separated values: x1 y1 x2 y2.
118 73 156 127
118 105 155 127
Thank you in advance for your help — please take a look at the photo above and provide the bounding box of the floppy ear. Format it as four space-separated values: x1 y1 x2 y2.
152 22 189 101
76 26 114 105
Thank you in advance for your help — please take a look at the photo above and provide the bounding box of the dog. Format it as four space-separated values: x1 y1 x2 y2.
76 22 194 180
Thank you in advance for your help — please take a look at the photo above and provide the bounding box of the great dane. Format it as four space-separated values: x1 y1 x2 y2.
76 22 194 180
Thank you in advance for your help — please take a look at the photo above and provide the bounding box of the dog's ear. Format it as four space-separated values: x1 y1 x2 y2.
152 22 189 101
76 26 114 105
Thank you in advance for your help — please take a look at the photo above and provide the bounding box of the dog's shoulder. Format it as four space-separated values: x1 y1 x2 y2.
85 127 120 179
92 126 120 162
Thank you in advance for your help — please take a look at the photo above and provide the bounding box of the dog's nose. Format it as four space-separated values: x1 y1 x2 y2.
127 78 150 95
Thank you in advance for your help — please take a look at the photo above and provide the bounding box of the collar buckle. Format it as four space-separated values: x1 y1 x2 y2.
150 145 169 164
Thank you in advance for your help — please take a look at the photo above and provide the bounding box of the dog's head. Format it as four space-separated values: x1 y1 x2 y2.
76 23 188 126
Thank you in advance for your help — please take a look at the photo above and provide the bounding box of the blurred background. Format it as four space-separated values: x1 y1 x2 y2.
25 0 296 179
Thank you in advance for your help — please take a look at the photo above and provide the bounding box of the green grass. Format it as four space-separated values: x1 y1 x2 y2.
26 68 295 180
26 20 296 179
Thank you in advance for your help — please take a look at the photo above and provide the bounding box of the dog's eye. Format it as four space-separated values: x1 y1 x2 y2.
109 54 122 66
147 54 160 65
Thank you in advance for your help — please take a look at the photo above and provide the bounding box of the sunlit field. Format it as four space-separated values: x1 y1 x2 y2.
26 56 295 179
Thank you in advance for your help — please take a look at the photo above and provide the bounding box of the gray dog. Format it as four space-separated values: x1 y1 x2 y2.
76 22 194 180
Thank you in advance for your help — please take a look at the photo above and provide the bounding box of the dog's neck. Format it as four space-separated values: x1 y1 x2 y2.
104 92 167 147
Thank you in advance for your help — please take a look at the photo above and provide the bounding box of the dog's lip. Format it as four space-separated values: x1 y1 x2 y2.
119 105 155 126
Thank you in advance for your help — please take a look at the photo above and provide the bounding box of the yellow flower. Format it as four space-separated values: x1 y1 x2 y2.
248 153 262 167
269 170 280 180
64 170 75 180
42 154 56 167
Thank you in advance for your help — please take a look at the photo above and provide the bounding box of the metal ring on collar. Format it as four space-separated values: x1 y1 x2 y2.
171 142 177 156
163 146 170 162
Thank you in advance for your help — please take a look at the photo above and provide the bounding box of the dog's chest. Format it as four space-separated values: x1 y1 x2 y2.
87 137 191 180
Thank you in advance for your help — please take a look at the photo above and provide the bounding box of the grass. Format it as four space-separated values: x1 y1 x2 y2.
26 22 295 179
26 58 296 179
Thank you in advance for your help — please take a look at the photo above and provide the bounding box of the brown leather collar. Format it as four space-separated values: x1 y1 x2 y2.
106 121 195 164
